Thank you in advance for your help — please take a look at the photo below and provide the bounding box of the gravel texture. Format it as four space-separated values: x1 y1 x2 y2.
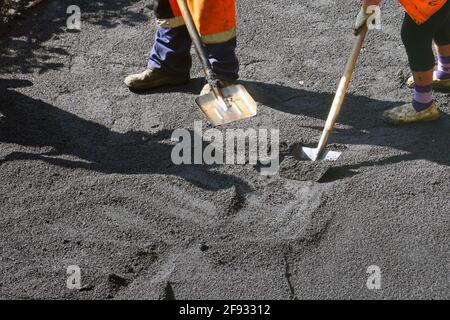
0 0 449 300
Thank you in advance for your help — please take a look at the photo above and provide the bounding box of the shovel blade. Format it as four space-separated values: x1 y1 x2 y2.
196 84 257 126
299 147 341 162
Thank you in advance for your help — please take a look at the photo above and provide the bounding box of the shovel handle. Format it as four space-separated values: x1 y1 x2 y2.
315 27 368 155
324 27 368 132
176 0 217 84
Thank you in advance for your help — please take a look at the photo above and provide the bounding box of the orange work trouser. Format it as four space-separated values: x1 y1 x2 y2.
152 0 236 44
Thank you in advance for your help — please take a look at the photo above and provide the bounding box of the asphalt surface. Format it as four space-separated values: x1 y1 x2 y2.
0 0 449 299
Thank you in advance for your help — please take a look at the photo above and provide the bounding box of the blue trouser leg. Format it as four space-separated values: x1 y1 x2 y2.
148 26 192 74
147 27 239 81
206 37 239 82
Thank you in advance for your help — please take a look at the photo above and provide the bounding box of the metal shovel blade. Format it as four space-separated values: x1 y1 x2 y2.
196 84 257 126
299 147 342 162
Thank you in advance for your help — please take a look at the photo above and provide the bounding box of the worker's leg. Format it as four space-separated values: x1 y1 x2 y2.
146 26 239 81
406 1 450 87
124 0 191 90
125 0 238 90
205 38 239 83
148 0 238 79
147 26 192 74
401 12 436 111
190 0 239 81
435 51 450 80
434 8 450 81
384 12 439 124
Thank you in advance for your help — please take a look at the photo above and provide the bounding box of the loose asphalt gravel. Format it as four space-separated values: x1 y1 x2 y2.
0 0 449 299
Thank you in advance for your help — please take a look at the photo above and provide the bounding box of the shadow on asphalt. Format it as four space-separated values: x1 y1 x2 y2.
0 78 253 193
242 80 450 180
2 77 450 187
0 0 149 74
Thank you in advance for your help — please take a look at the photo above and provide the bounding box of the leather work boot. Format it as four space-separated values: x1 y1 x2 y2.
383 103 440 125
124 69 190 91
406 75 450 91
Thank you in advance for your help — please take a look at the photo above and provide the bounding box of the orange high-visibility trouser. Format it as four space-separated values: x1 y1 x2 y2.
399 0 447 24
152 0 236 44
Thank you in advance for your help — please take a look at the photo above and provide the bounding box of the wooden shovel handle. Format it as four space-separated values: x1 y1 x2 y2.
324 27 368 132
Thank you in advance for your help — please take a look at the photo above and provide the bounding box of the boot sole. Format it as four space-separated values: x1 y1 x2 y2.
384 112 440 125
125 77 190 91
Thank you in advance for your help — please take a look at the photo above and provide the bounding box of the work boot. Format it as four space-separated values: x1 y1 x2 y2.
124 69 190 91
200 80 233 96
383 103 440 125
406 75 450 90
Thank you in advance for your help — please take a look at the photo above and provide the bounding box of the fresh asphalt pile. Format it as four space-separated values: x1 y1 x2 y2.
0 0 449 299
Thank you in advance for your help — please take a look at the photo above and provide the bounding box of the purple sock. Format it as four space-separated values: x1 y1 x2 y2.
412 85 433 112
436 55 450 80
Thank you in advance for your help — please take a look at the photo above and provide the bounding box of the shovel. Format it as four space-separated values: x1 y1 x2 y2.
176 0 257 126
300 26 368 161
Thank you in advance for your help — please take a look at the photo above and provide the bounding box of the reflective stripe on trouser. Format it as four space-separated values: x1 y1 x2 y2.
147 26 239 81
399 0 447 25
151 0 236 44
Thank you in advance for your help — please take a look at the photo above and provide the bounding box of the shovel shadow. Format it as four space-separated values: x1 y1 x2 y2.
241 80 450 181
0 78 252 194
